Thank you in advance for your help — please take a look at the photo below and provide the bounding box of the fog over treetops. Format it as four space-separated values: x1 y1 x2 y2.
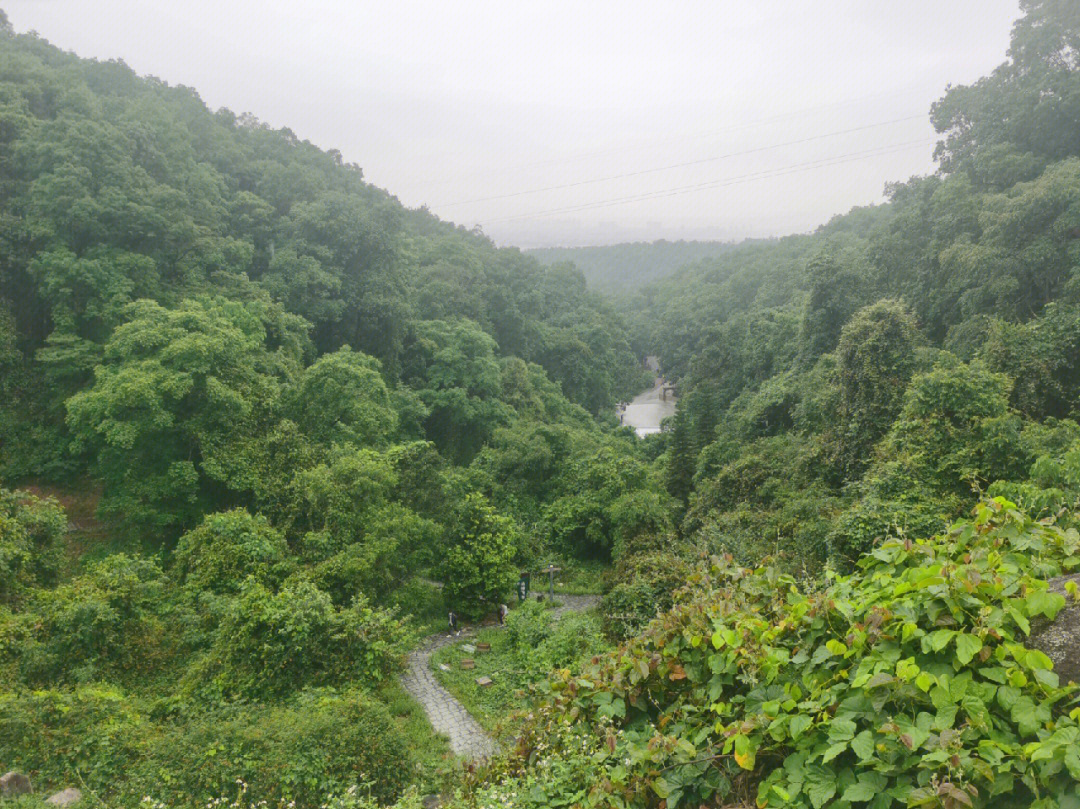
5 3 1080 809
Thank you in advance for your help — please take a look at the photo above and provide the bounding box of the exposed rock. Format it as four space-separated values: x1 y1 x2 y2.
45 788 83 806
0 771 32 797
421 795 441 809
1028 573 1080 685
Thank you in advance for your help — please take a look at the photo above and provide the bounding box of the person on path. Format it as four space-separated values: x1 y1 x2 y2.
498 603 508 626
448 609 459 636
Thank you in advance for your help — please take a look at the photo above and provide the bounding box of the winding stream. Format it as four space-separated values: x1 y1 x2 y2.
620 355 676 437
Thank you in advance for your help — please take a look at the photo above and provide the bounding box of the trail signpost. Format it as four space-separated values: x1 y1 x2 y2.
539 564 561 601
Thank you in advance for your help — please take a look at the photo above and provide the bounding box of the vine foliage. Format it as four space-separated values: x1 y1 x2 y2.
491 499 1080 809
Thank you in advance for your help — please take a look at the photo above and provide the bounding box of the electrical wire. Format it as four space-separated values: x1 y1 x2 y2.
403 84 937 189
480 137 935 224
433 114 927 208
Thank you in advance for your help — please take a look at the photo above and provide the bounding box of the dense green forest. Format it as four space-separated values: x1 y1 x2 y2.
5 1 1080 808
0 9 661 806
468 1 1080 807
528 240 738 296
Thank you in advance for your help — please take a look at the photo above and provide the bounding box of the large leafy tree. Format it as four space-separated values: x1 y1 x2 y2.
441 492 519 618
797 245 871 367
401 318 507 463
932 0 1080 172
172 508 290 595
835 299 921 478
288 346 397 449
66 297 307 534
546 447 672 561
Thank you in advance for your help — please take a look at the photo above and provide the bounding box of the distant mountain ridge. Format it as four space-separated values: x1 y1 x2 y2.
527 240 740 295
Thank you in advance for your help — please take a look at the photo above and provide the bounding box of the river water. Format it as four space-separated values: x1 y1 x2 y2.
619 356 676 437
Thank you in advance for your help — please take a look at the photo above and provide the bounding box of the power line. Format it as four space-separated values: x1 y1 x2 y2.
483 139 932 222
480 138 935 224
433 114 927 208
404 84 935 190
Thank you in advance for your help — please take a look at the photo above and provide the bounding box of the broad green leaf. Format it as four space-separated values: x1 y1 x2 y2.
733 733 756 770
790 714 812 740
955 634 982 666
826 639 847 656
1025 649 1053 671
652 776 671 799
851 729 875 761
1026 590 1066 620
821 741 847 763
807 781 837 809
915 671 935 692
927 629 956 652
829 717 857 741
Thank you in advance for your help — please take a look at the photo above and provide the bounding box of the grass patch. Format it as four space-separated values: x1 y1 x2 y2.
429 601 610 735
430 625 521 733
546 559 610 596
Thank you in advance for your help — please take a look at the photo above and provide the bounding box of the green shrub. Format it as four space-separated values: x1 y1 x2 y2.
387 577 446 634
0 684 147 794
600 549 691 638
498 500 1080 809
172 508 291 594
599 580 657 640
539 610 606 672
144 690 414 808
0 604 24 681
0 488 66 608
441 493 519 618
504 598 551 652
311 505 441 604
19 553 171 684
190 579 409 700
826 486 955 566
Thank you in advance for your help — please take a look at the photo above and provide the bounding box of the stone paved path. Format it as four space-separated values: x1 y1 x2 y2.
401 594 600 760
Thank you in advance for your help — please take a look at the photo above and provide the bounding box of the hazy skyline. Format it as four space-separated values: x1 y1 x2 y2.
5 1 1022 247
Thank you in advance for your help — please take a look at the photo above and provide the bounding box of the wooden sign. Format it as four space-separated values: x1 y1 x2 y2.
460 659 475 669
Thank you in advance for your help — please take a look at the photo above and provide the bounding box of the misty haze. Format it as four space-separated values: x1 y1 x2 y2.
3 3 1080 809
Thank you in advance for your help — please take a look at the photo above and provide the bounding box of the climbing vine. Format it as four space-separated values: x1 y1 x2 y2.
473 499 1080 809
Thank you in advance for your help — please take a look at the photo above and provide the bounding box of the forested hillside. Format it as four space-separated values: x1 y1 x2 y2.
621 0 1080 576
454 1 1080 808
6 1 1080 808
528 240 738 296
0 11 665 807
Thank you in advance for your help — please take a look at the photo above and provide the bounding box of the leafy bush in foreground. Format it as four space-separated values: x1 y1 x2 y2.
476 500 1080 809
189 579 410 700
145 690 414 807
19 554 172 685
0 684 147 791
0 687 415 807
0 488 66 608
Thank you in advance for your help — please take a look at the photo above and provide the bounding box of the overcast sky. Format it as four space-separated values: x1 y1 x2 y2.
7 1 1021 248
